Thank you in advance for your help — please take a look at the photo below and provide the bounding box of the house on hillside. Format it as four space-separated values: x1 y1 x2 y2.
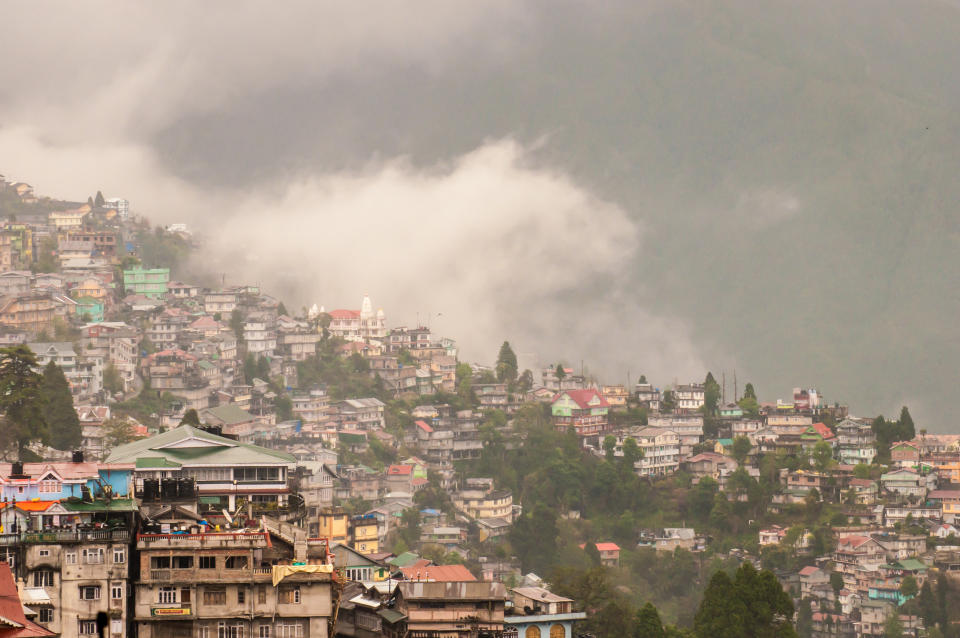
551 389 609 445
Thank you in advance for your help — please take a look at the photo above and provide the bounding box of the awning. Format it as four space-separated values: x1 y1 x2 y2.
199 496 222 504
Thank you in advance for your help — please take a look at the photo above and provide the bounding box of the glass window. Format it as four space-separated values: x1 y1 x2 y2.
113 549 126 564
159 587 177 604
204 588 226 605
33 570 53 587
111 619 122 636
237 589 245 604
258 627 270 638
39 609 53 623
111 585 123 600
278 586 300 604
79 586 101 601
199 556 216 569
79 620 97 635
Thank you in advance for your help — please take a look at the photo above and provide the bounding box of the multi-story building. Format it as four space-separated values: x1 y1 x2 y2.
453 481 514 523
384 582 507 638
385 326 432 354
673 383 705 413
648 415 704 455
122 267 169 299
600 385 629 408
0 293 57 335
203 291 239 315
550 389 609 444
243 313 276 356
106 425 301 520
147 309 191 348
348 514 379 554
28 342 103 400
134 522 334 638
475 384 508 411
332 398 385 430
292 389 330 426
623 427 680 477
327 296 385 342
62 230 118 260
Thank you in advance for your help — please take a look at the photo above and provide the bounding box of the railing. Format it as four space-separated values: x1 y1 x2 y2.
14 529 130 544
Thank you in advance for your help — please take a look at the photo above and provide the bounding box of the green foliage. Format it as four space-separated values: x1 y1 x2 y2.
732 435 752 464
853 463 871 479
583 540 601 566
812 441 834 471
136 226 192 273
33 236 58 273
702 372 721 417
517 368 534 393
40 361 81 450
102 416 143 455
636 602 666 638
661 390 676 413
0 346 47 456
743 383 757 400
898 406 915 441
737 395 760 418
883 610 903 637
694 563 796 638
230 309 245 343
495 341 518 383
103 363 123 395
94 190 105 207
900 574 918 599
275 395 293 422
397 348 415 366
180 409 201 426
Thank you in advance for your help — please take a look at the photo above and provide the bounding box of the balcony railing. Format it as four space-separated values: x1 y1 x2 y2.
7 529 131 544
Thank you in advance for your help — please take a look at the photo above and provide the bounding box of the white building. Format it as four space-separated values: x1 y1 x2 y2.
327 295 386 342
673 383 705 412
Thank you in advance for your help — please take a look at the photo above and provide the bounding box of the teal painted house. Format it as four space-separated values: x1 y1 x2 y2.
74 296 104 322
122 266 170 298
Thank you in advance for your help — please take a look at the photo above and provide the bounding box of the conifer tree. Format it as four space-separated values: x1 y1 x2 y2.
495 341 518 383
40 360 81 450
635 602 665 638
0 346 47 457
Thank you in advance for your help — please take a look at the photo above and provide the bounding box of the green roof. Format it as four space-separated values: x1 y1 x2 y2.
106 425 295 467
201 404 255 425
377 609 406 624
197 360 215 370
62 498 138 512
388 551 421 568
897 559 928 571
136 457 182 469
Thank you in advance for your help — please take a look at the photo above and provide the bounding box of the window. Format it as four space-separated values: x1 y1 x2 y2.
37 549 50 557
257 586 266 604
181 588 191 603
79 586 101 600
159 587 177 604
65 552 77 564
151 556 171 569
275 623 302 638
224 556 248 569
111 619 122 636
32 570 53 587
278 586 300 604
259 626 271 638
199 556 216 569
199 626 211 638
39 479 61 493
82 548 104 564
217 623 244 638
203 588 226 605
113 548 125 564
173 556 193 569
79 620 97 635
38 609 53 623
111 585 123 600
237 589 245 604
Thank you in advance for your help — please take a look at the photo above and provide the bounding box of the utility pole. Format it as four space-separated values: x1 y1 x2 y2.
734 369 738 402
722 371 726 404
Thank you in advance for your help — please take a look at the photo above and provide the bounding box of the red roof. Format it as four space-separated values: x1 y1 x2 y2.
415 420 433 433
0 563 54 638
799 566 820 576
387 465 412 476
552 389 609 409
579 542 620 552
400 564 477 582
329 309 360 319
811 422 835 439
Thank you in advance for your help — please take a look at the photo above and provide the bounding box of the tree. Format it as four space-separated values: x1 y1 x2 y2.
277 302 288 316
603 434 617 461
853 463 871 479
275 395 293 422
518 369 534 393
94 190 105 207
179 409 201 426
34 236 58 273
103 363 123 395
495 341 518 383
898 406 916 442
583 541 601 566
660 390 676 413
0 346 47 457
230 309 245 343
635 602 666 638
40 361 81 450
638 375 647 384
102 417 142 454
703 372 721 416
732 435 752 465
917 580 938 632
812 441 834 471
694 571 748 638
830 571 844 597
555 363 567 390
743 382 757 400
883 610 903 637
900 574 919 600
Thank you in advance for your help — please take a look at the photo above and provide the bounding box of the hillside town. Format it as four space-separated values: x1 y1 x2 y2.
0 175 956 638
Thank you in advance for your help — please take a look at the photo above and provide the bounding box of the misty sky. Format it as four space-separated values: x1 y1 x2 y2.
2 1 958 428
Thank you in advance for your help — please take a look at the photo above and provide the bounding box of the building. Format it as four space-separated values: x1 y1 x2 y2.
673 383 705 412
504 587 586 638
454 481 514 523
332 398 386 430
28 342 103 400
106 425 300 519
550 389 609 443
600 385 628 408
122 267 169 299
579 543 620 567
633 384 661 411
836 418 877 465
0 293 56 335
629 427 680 477
133 522 334 638
386 581 506 638
327 296 386 342
0 562 55 638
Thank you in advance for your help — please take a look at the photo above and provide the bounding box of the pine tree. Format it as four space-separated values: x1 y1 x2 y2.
744 382 757 400
694 571 748 638
40 361 81 450
703 372 721 416
495 341 518 383
180 409 201 426
0 346 47 458
94 190 105 207
635 602 666 638
898 406 916 441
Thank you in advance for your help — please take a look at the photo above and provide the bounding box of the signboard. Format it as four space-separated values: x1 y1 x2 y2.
152 608 191 616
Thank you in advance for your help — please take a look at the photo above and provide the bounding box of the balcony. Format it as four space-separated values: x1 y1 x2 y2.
137 532 268 550
145 567 272 584
18 529 130 544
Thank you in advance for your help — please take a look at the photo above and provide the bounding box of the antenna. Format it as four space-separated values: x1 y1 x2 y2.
734 370 738 402
722 371 726 404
